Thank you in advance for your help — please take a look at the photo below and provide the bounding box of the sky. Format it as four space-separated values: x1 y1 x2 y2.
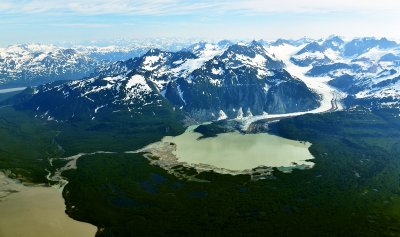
1 0 400 46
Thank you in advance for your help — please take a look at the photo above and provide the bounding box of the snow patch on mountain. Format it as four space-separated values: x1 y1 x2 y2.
177 85 186 105
356 80 400 99
211 67 224 75
124 75 153 103
218 110 228 120
172 43 225 76
293 51 326 61
142 55 163 71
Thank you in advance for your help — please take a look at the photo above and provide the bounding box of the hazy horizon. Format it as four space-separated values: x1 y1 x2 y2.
2 35 400 48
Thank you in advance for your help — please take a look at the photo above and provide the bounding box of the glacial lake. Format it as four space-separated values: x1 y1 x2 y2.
161 126 315 171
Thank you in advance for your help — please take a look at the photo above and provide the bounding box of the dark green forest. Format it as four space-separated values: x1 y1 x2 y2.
1 91 400 237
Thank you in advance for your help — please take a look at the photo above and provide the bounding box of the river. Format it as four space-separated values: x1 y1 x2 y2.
0 171 97 237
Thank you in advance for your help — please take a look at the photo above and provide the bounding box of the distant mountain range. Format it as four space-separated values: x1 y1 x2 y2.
4 36 400 123
288 37 400 110
0 41 195 89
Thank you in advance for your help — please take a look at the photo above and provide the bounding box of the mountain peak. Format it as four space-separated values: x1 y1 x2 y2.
144 48 165 56
217 40 234 48
296 42 325 55
343 37 398 57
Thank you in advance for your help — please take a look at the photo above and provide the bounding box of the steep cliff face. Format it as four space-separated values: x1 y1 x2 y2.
164 65 269 120
266 80 320 114
164 64 319 120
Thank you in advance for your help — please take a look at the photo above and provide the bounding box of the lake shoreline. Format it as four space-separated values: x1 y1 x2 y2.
134 125 315 180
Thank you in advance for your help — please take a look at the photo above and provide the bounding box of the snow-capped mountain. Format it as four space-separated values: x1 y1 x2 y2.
342 70 400 109
343 37 398 57
7 36 400 123
258 36 399 111
160 41 318 120
290 36 346 67
0 40 196 89
73 38 199 53
293 37 400 110
12 41 320 121
76 46 149 61
0 44 102 88
17 71 170 121
269 37 315 47
290 42 334 67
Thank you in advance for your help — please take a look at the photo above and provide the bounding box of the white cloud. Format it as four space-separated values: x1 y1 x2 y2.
2 0 398 15
0 0 221 15
49 23 113 28
0 2 14 11
223 0 400 14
